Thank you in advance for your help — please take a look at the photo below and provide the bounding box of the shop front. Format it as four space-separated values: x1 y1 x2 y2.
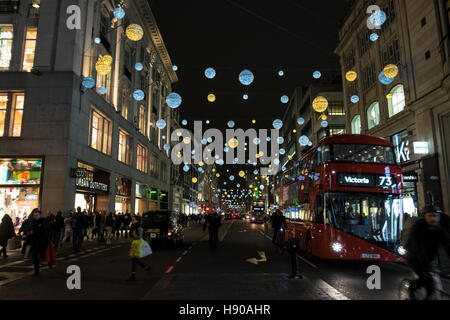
73 164 109 213
402 171 419 217
0 158 42 225
160 190 169 210
135 182 151 214
115 175 131 213
149 187 159 211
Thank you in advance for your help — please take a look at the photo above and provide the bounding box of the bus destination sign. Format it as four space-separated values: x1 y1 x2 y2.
337 173 397 188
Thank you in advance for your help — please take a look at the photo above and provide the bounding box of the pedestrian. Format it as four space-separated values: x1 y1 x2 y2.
122 212 131 238
53 211 65 250
0 214 15 258
127 215 151 281
85 211 94 241
105 212 115 244
115 213 123 238
18 215 33 261
71 207 84 252
92 211 102 240
62 212 73 247
27 209 49 276
203 211 222 248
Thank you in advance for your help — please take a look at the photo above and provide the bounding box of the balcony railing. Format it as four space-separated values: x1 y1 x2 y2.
0 0 20 14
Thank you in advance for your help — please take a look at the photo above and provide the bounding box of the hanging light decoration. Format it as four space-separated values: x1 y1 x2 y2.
228 138 239 149
243 94 249 100
205 67 216 79
239 69 254 86
370 33 379 42
239 171 245 178
133 89 145 101
312 96 329 113
299 136 309 146
227 120 235 128
172 65 178 71
114 7 126 20
94 37 101 44
126 24 144 41
383 64 399 78
281 95 289 104
379 71 394 85
207 93 216 102
192 177 198 184
98 86 107 95
166 92 182 109
346 70 358 82
156 119 166 129
135 62 143 71
95 55 112 75
82 77 95 89
273 119 283 130
351 95 360 103
297 117 305 125
313 71 322 79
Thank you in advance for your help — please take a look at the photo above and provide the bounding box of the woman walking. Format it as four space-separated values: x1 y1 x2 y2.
27 209 49 276
127 216 151 281
0 214 15 258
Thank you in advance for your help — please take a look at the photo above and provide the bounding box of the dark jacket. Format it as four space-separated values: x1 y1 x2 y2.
406 218 450 272
105 214 115 227
54 213 65 232
29 218 49 250
203 214 222 232
0 215 15 242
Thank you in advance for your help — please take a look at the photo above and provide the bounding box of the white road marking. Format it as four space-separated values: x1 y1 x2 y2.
182 250 188 256
316 278 350 300
296 254 317 268
165 265 174 273
176 257 182 263
219 221 234 242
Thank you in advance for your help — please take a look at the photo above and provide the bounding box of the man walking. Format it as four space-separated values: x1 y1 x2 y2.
203 212 222 249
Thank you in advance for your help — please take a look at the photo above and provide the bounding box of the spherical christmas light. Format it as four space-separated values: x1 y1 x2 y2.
299 136 309 146
387 93 393 99
280 148 286 155
278 70 284 76
277 137 284 144
321 120 329 128
346 70 357 82
239 69 254 86
166 92 182 109
369 10 387 27
192 177 198 184
379 71 394 85
370 33 379 42
273 119 283 130
321 115 328 120
183 165 190 172
383 64 399 78
113 7 126 20
243 94 249 100
135 62 143 71
239 171 245 178
297 117 305 125
183 137 191 144
95 55 112 75
172 65 178 71
133 89 145 101
228 138 239 149
229 175 235 181
253 138 261 145
181 120 187 126
312 96 329 113
313 70 322 79
207 94 216 102
98 86 107 95
227 120 235 128
82 77 95 89
205 67 216 79
163 144 171 151
126 24 144 41
281 95 289 104
156 119 166 129
94 37 101 44
351 95 360 103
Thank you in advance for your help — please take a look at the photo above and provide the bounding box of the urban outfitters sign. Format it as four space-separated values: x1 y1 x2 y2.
76 178 108 193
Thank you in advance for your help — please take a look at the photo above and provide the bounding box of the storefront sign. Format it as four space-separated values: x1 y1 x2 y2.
337 173 397 188
403 172 418 183
72 168 88 178
392 131 410 164
149 187 158 201
76 178 108 192
413 141 429 155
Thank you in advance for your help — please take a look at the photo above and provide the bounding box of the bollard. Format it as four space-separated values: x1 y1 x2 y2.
287 238 303 279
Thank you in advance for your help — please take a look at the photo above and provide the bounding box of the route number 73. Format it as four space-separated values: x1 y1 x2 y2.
378 176 393 187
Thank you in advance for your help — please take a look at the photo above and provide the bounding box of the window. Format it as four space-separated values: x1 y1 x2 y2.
0 94 7 137
425 50 431 60
160 162 167 183
121 86 129 120
382 38 400 66
89 108 112 155
0 25 13 71
139 105 146 135
330 128 345 136
10 93 24 136
367 102 380 129
351 115 361 134
150 154 158 178
388 84 405 117
327 101 345 116
137 144 148 173
96 71 110 102
362 63 376 91
358 29 373 57
22 27 37 72
328 144 396 165
118 129 132 165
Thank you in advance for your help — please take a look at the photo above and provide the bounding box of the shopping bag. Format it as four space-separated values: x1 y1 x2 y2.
6 236 22 250
45 242 57 266
129 239 143 258
141 240 152 257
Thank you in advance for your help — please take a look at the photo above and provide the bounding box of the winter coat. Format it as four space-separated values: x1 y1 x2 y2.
0 216 15 242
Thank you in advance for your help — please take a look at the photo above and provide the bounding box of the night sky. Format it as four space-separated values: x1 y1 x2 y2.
151 0 351 192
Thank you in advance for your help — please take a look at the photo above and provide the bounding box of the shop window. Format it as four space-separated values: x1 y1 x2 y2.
330 128 345 136
139 105 146 135
118 129 132 165
89 108 112 155
0 94 7 137
367 102 380 129
0 24 13 71
121 86 129 120
327 101 345 116
22 27 38 72
10 93 24 136
137 144 148 173
351 115 361 134
388 84 405 117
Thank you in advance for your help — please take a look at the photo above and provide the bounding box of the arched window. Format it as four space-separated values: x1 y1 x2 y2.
351 115 361 134
387 84 405 117
367 102 380 129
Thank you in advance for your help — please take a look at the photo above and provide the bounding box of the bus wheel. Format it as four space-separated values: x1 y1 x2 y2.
305 235 313 260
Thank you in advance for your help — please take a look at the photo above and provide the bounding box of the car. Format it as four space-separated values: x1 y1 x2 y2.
142 211 184 249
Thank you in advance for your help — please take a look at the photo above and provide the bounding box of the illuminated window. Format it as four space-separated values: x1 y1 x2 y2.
0 94 7 137
137 144 148 173
139 105 146 135
0 25 14 71
351 115 361 134
367 102 380 129
89 108 111 155
96 72 110 102
118 129 132 165
387 84 405 117
150 154 158 178
121 86 129 120
22 27 38 72
10 94 25 136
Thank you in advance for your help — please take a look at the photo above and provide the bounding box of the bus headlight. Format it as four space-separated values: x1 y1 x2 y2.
331 242 343 253
398 246 407 256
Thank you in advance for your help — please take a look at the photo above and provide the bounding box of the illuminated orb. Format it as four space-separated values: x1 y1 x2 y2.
266 137 271 142
94 37 101 44
166 92 182 109
98 86 107 95
253 138 261 145
299 136 309 146
383 64 399 78
207 94 216 102
82 77 95 89
182 120 187 125
252 120 256 124
172 65 178 71
133 89 145 101
95 55 112 75
216 173 220 178
205 67 216 79
192 177 198 184
229 176 235 181
163 144 171 151
278 70 284 76
183 137 191 144
239 171 245 178
273 119 283 130
206 120 210 124
321 115 327 120
228 138 239 148
135 62 143 71
243 94 249 100
387 93 393 99
321 120 329 128
370 33 379 42
351 95 360 103
308 141 313 146
379 71 394 85
113 7 125 20
277 137 284 144
227 120 235 128
369 10 387 27
239 69 254 86
345 70 357 82
281 95 289 104
312 96 329 113
297 117 305 125
156 119 166 129
126 24 144 41
183 165 190 172
274 159 280 165
313 71 322 79
280 148 286 155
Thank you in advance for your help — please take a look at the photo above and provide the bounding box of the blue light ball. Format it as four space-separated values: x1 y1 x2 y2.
172 65 178 71
351 95 360 103
163 144 171 151
182 120 187 126
229 176 235 181
273 119 283 130
299 136 309 146
297 117 305 125
278 70 284 76
253 138 261 145
82 77 95 89
379 71 394 85
281 95 289 104
227 121 235 128
98 86 107 95
280 149 286 155
94 37 101 44
166 92 182 109
277 137 284 144
205 67 216 79
133 89 145 101
369 10 387 27
135 62 143 71
313 71 322 79
239 69 254 86
183 165 190 172
156 119 166 129
321 120 329 128
370 33 379 42
243 94 249 100
113 7 125 20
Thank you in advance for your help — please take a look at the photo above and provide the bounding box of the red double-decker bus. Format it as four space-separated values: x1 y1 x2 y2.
276 134 406 262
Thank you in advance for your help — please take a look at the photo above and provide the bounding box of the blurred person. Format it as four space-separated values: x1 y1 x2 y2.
27 209 49 276
203 212 222 249
0 214 15 258
53 211 65 250
62 212 73 247
126 215 151 281
105 212 115 244
18 215 33 261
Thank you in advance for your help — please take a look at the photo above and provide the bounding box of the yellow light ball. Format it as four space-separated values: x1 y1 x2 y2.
192 177 198 183
312 96 329 113
321 115 328 120
228 138 239 149
126 24 144 41
199 161 204 167
383 64 399 78
239 171 245 178
207 94 216 102
216 173 220 178
183 137 191 144
293 129 297 133
212 168 216 172
252 120 256 124
387 93 393 99
346 70 357 82
177 152 182 158
176 131 182 137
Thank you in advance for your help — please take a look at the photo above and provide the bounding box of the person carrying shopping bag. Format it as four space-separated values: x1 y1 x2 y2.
127 216 152 281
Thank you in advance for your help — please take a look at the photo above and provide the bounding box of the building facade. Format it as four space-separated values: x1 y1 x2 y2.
336 0 450 215
0 0 178 221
